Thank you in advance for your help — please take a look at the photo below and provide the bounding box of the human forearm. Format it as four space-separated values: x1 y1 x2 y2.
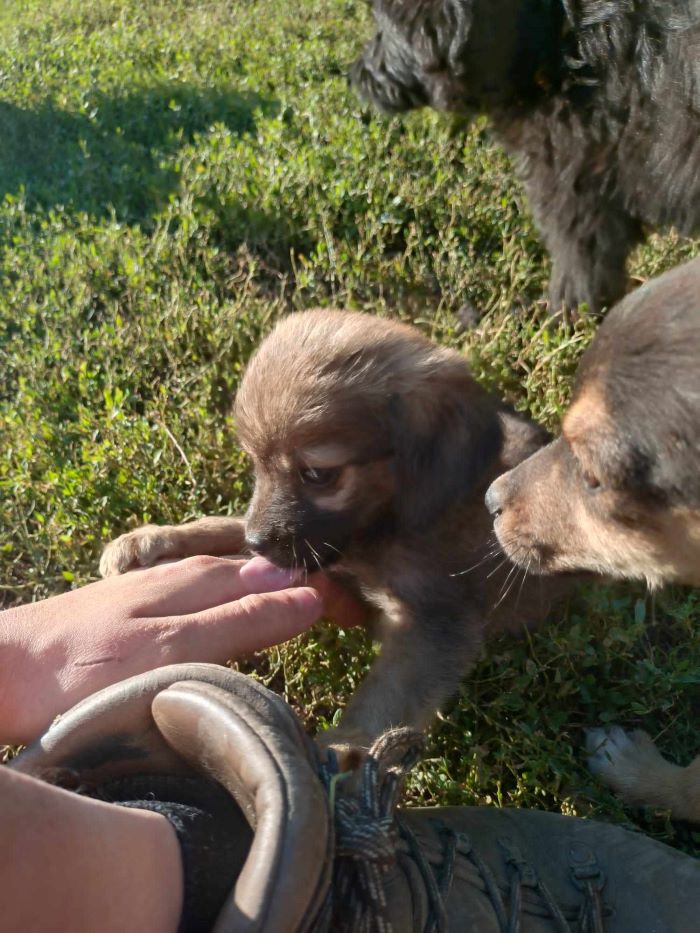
0 767 182 933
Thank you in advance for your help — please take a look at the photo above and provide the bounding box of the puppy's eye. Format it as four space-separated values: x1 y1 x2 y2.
298 466 341 488
582 470 601 491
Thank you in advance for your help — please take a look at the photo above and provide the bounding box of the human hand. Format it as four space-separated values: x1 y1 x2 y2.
0 555 365 745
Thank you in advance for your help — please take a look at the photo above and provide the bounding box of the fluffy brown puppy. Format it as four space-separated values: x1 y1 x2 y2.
101 310 567 759
484 256 700 821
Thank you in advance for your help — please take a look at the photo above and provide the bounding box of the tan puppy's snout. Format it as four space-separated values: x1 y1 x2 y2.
484 474 510 518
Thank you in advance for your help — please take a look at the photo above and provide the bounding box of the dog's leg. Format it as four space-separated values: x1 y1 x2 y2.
545 203 643 319
319 603 482 767
100 516 248 576
586 726 700 823
512 139 643 318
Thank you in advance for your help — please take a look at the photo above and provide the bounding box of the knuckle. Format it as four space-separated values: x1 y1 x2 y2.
150 619 190 663
242 591 269 615
181 553 221 571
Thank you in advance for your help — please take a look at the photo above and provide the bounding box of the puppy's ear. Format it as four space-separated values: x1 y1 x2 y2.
390 365 503 530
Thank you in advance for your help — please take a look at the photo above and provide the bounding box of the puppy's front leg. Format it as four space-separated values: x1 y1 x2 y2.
100 516 247 576
320 602 483 765
587 727 700 823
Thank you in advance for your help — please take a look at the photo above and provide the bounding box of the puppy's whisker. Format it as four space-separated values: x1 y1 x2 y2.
497 560 519 601
322 540 342 555
486 555 511 580
494 532 534 571
514 558 532 611
493 562 522 611
290 539 302 581
450 549 499 577
311 550 322 571
304 538 324 575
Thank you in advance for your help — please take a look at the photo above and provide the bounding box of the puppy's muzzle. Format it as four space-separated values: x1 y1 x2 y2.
245 507 352 570
244 529 340 571
244 528 285 560
351 40 429 114
484 474 509 518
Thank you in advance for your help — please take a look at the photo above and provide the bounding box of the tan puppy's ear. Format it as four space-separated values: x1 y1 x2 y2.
390 362 502 530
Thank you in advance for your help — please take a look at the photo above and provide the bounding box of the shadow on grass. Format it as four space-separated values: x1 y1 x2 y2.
0 84 278 225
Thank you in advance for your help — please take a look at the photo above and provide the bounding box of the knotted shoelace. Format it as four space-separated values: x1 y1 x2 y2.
313 728 607 933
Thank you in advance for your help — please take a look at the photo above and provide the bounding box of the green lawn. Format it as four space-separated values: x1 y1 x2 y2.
1 0 698 852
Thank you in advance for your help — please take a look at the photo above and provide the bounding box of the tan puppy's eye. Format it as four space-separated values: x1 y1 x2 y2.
298 465 342 488
582 469 601 491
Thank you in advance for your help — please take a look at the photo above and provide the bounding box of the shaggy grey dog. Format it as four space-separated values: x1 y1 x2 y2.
353 0 700 316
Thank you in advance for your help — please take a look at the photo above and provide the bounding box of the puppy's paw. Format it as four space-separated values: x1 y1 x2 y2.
99 525 181 576
316 726 373 775
586 726 666 799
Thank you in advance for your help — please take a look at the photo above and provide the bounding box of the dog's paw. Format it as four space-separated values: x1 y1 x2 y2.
586 726 665 797
316 726 373 774
99 525 181 576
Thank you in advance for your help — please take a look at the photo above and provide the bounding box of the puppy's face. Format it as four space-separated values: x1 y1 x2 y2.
352 0 546 116
352 2 473 115
485 259 700 588
352 4 467 113
234 309 501 572
484 410 700 588
241 440 395 570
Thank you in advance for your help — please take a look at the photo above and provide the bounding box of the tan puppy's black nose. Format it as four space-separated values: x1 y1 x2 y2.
484 478 506 518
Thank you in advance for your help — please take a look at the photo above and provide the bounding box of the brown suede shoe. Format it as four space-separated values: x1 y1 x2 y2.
11 664 700 932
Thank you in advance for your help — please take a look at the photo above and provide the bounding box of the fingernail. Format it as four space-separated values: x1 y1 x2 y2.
290 586 324 617
239 555 299 592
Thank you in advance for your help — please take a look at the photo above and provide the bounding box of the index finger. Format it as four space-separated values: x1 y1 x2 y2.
130 555 300 618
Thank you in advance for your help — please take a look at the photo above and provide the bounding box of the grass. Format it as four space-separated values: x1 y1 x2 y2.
1 0 698 854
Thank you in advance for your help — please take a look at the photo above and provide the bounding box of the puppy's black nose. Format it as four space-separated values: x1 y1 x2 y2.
245 530 274 556
484 480 504 518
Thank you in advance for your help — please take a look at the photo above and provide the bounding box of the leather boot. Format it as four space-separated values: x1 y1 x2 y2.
11 663 700 932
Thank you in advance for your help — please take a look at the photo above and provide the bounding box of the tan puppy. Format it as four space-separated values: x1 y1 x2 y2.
484 257 700 821
101 310 569 761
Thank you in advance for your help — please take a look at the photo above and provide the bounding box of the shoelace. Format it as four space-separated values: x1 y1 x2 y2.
314 729 607 933
314 728 423 932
